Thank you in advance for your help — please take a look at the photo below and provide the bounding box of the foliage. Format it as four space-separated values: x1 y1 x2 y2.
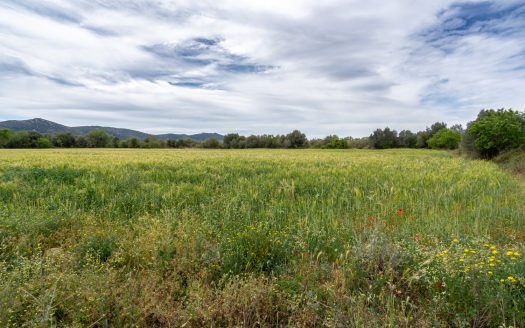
36 137 53 149
284 130 308 148
223 133 245 149
201 137 221 149
369 127 398 149
86 130 111 148
398 130 417 148
0 149 523 326
52 133 76 148
467 109 525 158
0 129 12 147
427 128 461 149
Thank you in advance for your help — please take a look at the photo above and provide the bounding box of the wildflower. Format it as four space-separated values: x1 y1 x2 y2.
513 252 520 257
464 266 471 272
507 276 517 283
436 283 444 289
443 249 448 254
487 271 493 276
464 248 470 253
506 251 514 256
453 238 459 243
458 258 464 262
490 246 496 250
500 279 505 283
489 263 495 267
484 244 490 247
396 208 403 217
415 234 420 241
492 250 498 255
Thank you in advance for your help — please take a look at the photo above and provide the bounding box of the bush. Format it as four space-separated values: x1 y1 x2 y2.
466 109 525 158
86 130 111 148
427 128 461 149
202 137 221 149
370 127 398 149
36 138 53 149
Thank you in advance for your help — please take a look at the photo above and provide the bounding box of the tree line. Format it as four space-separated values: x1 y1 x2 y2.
1 109 523 159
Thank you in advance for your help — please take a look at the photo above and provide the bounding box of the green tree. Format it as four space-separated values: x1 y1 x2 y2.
245 135 260 148
0 129 12 148
398 130 417 148
202 137 221 149
52 133 76 148
36 137 53 148
467 109 525 158
369 128 398 149
427 128 461 149
6 131 43 148
140 136 164 148
86 130 111 148
284 130 307 149
223 133 246 149
323 135 348 149
128 138 140 148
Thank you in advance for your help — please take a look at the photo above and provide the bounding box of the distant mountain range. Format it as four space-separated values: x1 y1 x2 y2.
0 118 223 141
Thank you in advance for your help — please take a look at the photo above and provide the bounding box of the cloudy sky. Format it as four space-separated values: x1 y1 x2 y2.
1 0 524 137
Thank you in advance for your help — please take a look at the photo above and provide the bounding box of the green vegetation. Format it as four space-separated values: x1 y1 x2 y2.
0 149 524 327
427 128 461 149
466 109 525 159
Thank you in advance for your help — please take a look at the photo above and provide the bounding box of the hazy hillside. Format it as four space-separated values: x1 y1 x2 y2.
0 118 223 141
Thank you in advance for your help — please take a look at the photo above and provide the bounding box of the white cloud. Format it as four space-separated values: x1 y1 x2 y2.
0 0 524 137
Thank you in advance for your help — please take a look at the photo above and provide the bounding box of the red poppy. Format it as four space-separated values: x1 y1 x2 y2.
367 216 374 229
396 208 403 217
436 283 444 289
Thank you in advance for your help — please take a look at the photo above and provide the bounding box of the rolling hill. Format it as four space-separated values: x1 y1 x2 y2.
0 118 223 141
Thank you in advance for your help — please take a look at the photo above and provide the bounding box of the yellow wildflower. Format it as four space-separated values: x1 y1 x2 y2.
513 252 520 257
487 271 493 276
492 250 498 255
453 238 459 243
506 251 514 256
507 276 517 283
490 246 496 250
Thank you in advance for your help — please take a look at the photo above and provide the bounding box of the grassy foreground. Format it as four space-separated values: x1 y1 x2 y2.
0 149 524 327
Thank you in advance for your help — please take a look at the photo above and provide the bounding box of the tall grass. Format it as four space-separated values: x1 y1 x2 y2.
0 149 523 327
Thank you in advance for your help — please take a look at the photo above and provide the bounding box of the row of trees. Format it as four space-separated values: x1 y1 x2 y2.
368 123 463 150
1 109 523 158
0 130 205 149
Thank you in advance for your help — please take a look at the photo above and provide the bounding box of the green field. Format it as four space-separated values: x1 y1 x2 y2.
1 149 524 327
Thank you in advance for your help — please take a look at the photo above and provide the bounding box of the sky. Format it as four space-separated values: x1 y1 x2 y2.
0 0 525 137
